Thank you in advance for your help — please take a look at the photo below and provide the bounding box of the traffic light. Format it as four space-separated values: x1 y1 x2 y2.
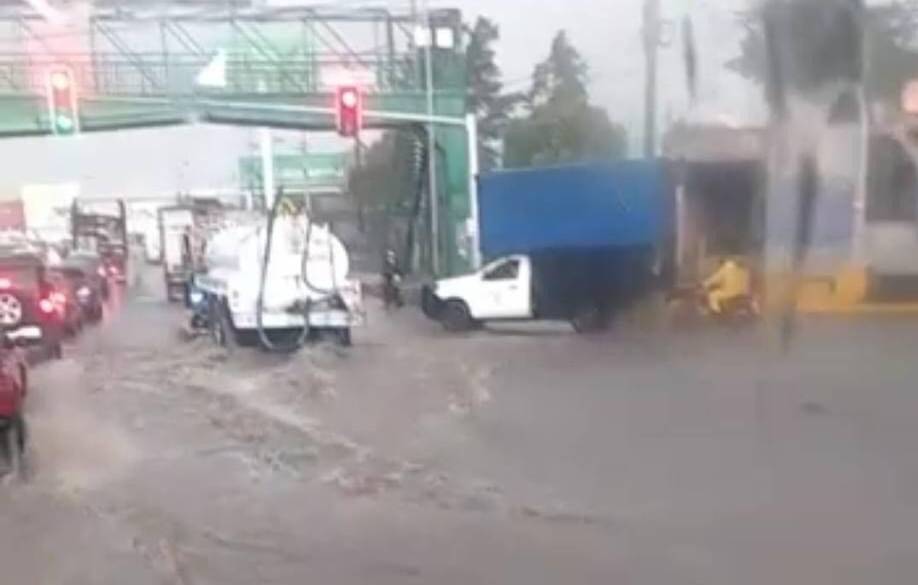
335 86 363 137
46 67 79 136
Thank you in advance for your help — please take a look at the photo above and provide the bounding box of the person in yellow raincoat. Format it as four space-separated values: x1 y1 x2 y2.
703 257 751 315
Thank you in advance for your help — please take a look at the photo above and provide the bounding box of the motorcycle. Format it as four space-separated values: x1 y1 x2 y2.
668 285 760 327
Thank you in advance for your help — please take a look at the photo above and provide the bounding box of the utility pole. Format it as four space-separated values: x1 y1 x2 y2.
259 128 275 211
257 80 275 211
642 0 661 158
423 0 439 275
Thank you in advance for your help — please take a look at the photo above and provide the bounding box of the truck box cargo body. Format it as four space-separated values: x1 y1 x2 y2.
528 246 656 320
424 161 669 333
478 161 669 258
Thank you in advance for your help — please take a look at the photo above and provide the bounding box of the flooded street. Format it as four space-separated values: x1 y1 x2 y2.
3 270 918 584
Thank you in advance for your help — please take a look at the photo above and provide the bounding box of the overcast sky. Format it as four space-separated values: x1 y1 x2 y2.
448 0 765 149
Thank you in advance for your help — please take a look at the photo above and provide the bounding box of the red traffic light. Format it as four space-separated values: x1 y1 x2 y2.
335 86 363 137
340 88 358 108
46 67 78 136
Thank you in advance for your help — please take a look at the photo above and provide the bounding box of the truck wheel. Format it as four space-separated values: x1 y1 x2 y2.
571 303 609 334
442 300 473 332
336 328 352 347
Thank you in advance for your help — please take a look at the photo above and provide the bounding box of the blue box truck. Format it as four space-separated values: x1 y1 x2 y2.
422 161 670 332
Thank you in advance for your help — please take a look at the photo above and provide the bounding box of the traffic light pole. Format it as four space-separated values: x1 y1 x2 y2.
260 127 275 211
465 112 481 269
194 99 482 271
38 95 482 273
423 2 440 275
642 0 661 158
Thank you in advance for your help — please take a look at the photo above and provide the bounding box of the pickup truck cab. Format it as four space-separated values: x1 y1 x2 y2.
423 249 648 333
424 256 531 328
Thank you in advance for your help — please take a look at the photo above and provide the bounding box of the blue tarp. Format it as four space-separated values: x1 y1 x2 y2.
478 160 669 259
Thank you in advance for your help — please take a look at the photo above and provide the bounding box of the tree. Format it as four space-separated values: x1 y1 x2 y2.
466 17 518 171
349 131 422 214
530 31 588 107
503 31 627 168
729 0 918 107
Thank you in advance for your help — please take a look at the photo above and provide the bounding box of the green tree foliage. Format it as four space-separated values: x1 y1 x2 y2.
349 131 421 214
729 0 918 107
466 17 519 171
503 31 627 168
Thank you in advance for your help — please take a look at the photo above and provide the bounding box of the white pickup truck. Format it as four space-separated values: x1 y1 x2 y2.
422 249 653 333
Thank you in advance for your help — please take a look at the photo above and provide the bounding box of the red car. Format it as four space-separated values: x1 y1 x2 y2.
0 331 28 481
0 251 65 359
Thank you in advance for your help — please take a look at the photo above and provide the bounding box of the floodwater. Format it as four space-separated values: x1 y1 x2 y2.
2 268 918 584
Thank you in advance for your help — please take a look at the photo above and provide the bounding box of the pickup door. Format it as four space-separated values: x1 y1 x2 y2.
472 256 532 320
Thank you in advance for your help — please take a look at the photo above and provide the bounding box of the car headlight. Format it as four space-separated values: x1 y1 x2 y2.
189 289 205 305
77 286 92 299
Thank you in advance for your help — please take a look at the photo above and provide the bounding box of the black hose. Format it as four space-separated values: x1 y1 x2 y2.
255 192 312 353
300 219 339 297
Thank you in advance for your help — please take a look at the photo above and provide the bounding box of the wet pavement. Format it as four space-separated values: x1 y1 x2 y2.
2 269 918 584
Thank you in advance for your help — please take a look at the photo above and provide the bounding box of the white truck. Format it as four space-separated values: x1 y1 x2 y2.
159 206 195 302
193 214 364 348
423 250 653 333
143 226 162 264
422 162 666 333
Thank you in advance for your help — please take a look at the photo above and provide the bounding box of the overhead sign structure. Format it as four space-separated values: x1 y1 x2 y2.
319 65 377 91
195 49 227 88
46 67 79 136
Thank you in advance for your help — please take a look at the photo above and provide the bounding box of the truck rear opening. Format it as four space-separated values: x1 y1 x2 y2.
529 246 657 319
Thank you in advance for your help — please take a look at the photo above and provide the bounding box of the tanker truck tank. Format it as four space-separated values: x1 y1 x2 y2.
194 213 364 349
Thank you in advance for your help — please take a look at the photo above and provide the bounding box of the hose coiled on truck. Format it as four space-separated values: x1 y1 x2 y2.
301 219 340 297
254 193 313 353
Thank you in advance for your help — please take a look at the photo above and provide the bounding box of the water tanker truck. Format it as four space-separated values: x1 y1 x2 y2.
192 211 363 349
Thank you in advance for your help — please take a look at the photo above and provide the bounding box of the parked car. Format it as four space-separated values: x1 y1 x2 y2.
0 251 62 358
47 268 86 335
101 243 128 284
52 263 104 323
66 251 111 301
0 330 28 481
